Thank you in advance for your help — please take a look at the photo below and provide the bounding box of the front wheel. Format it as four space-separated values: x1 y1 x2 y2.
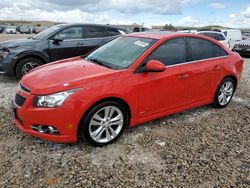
80 101 128 147
15 57 43 79
213 78 235 108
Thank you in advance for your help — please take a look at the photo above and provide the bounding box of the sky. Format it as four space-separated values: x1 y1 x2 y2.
0 0 250 28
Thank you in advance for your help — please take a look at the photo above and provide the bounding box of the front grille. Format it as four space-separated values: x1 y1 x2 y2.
15 94 26 107
238 44 250 48
20 84 30 93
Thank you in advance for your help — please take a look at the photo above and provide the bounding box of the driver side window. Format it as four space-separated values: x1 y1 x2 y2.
146 38 187 66
54 27 83 40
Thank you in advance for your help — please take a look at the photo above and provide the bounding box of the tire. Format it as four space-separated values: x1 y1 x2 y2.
15 57 43 79
80 101 128 147
213 78 235 108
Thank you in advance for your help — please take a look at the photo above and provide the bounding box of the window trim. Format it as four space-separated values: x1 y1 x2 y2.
166 55 229 68
135 36 229 73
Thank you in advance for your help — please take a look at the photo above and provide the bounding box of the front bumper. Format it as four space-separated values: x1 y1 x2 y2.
0 55 16 75
233 47 250 55
12 90 79 143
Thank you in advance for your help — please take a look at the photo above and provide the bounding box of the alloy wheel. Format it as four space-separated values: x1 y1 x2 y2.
89 106 124 144
218 81 234 106
22 62 40 75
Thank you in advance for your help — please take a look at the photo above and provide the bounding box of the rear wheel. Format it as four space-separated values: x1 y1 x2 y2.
80 101 128 147
16 57 43 79
213 78 235 108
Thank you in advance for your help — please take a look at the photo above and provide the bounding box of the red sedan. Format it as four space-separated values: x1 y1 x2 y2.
13 32 244 146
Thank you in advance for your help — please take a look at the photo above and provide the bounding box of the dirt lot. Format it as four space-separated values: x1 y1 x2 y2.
0 34 249 187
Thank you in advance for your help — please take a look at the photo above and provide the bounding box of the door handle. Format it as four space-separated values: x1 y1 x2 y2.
77 42 85 46
178 74 189 79
213 65 221 71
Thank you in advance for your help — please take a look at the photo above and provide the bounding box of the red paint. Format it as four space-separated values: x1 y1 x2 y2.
14 33 244 143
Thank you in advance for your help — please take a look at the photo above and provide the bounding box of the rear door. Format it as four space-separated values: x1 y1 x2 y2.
186 37 229 103
81 26 118 55
49 26 85 61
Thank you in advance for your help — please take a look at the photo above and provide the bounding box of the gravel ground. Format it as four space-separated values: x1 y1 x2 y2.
0 34 249 187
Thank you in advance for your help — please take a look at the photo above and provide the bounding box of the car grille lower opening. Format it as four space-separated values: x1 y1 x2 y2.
15 94 26 107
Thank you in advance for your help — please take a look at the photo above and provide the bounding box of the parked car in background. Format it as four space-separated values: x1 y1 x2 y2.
5 26 17 34
133 27 150 32
32 27 46 34
178 29 197 34
222 29 242 49
0 23 129 78
0 25 5 33
233 38 250 56
196 31 229 48
19 26 31 34
13 32 243 146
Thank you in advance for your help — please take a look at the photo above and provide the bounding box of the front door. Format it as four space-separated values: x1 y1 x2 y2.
134 38 191 117
49 26 85 61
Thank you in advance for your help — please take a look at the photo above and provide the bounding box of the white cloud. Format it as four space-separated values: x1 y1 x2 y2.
208 3 226 9
243 6 250 18
178 16 200 26
223 5 250 28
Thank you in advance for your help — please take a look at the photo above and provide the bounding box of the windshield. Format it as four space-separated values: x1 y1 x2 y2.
86 36 157 69
32 25 61 40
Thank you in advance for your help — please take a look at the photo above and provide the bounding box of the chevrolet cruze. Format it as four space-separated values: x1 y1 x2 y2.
13 32 244 146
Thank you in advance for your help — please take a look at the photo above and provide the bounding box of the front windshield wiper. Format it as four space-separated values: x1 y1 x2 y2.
86 57 113 69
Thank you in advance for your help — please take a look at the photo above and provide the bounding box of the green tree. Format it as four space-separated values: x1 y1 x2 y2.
163 24 175 31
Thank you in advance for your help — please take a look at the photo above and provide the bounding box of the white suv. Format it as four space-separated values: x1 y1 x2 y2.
196 31 229 49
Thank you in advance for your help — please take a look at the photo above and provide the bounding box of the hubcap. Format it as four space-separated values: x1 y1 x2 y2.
89 106 124 143
218 81 234 106
22 62 40 75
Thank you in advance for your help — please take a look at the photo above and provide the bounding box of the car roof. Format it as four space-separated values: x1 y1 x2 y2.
126 31 177 39
55 23 127 31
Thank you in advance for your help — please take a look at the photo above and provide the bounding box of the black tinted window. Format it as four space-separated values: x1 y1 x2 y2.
189 38 228 61
55 27 82 40
106 27 120 36
133 27 140 32
85 26 108 38
199 33 225 41
146 38 187 66
215 33 225 41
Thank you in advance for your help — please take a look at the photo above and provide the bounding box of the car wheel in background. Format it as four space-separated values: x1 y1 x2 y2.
80 101 128 147
15 57 43 79
213 78 235 108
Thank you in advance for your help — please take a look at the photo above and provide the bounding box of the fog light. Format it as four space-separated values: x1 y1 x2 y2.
32 125 60 135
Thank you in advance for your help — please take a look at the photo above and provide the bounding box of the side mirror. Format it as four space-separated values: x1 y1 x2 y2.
52 35 64 43
144 60 166 72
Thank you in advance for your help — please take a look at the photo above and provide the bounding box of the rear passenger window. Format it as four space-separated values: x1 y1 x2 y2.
146 38 187 66
106 27 121 36
189 38 228 61
85 26 108 38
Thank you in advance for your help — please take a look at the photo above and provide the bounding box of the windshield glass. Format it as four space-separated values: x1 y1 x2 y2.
32 25 62 40
86 36 157 69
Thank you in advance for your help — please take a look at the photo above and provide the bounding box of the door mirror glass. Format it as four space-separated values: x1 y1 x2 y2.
144 60 166 72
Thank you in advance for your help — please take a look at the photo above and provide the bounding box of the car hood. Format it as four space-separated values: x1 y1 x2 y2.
21 57 122 95
0 38 39 49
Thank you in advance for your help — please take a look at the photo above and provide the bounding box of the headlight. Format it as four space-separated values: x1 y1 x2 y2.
0 49 9 59
33 89 79 108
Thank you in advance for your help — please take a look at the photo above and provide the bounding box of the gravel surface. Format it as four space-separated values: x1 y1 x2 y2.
0 34 249 187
